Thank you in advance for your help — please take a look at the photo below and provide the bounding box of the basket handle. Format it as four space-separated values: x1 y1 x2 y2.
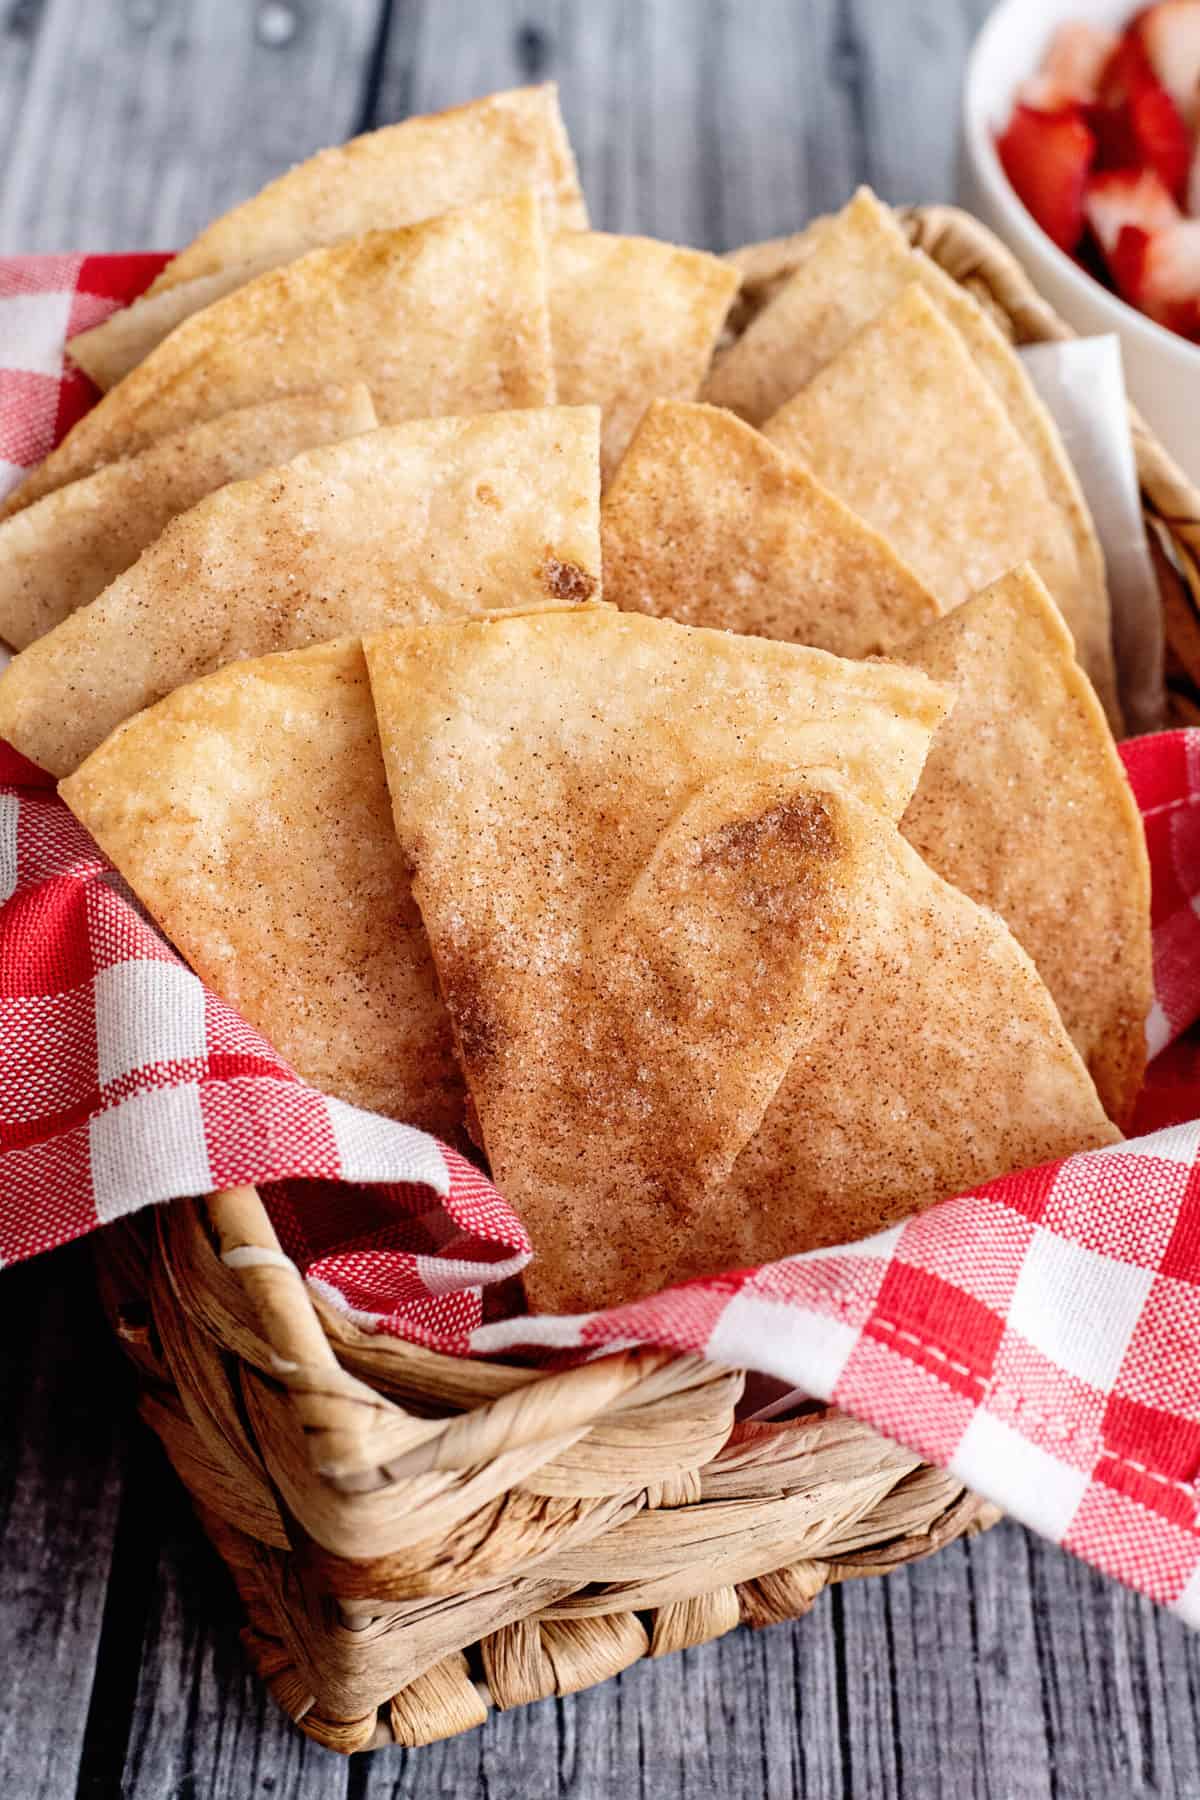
207 1185 343 1374
204 1185 456 1477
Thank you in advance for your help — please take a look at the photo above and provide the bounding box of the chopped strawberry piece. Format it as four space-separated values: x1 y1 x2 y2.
1110 217 1200 331
1085 166 1182 253
1189 135 1200 213
1110 221 1152 305
1017 72 1076 112
1175 297 1200 339
1089 29 1192 197
997 104 1096 252
1019 22 1119 109
1091 33 1159 166
1146 214 1200 307
1109 220 1149 295
1097 29 1159 109
1132 80 1193 196
1047 21 1120 101
1136 1 1200 127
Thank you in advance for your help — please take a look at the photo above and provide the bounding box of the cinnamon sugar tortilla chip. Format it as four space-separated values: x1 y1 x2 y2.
900 565 1151 1129
678 792 1119 1278
763 285 1119 723
60 639 463 1138
156 85 584 296
548 233 740 481
603 399 941 655
69 85 586 390
364 607 951 1313
6 194 554 517
0 406 601 776
67 255 284 392
706 188 1116 724
707 189 969 422
0 384 377 650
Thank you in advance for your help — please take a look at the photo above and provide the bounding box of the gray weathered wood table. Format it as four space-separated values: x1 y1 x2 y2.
2 2 1198 1795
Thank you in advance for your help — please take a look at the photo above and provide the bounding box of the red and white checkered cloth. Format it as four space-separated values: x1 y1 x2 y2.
5 256 1200 1621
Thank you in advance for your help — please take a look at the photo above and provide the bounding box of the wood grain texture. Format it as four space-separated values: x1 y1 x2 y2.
0 0 995 254
0 1252 127 1800
2 2 1199 1797
0 0 382 254
0 0 45 188
118 1507 347 1800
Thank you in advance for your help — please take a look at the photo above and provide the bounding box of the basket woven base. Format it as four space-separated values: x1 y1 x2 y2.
96 1190 995 1753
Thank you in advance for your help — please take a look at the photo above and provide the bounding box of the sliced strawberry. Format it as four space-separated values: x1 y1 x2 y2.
1019 22 1119 109
1090 30 1192 196
1017 72 1075 112
997 104 1096 252
1132 80 1193 196
1136 1 1200 127
1110 217 1200 332
1146 215 1200 314
1110 220 1151 295
1085 166 1182 253
1091 33 1159 166
1097 29 1159 109
1175 297 1200 339
1046 21 1120 101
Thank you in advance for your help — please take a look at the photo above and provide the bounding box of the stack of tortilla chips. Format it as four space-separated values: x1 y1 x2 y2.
0 88 1150 1314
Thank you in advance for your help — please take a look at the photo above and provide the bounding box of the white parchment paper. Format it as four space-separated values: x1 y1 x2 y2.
1020 335 1164 736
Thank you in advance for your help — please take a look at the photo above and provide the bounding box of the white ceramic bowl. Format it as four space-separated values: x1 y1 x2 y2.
961 0 1200 482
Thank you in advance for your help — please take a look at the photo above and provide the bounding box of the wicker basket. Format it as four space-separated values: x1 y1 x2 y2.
93 205 1200 1755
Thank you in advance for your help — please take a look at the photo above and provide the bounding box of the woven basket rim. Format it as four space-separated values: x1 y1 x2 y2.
192 1186 750 1484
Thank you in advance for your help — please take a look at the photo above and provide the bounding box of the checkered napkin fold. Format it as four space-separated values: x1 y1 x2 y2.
5 255 1200 1620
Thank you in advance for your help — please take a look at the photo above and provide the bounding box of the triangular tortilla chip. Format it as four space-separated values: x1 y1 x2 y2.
677 791 1120 1281
603 399 941 655
158 85 582 297
762 285 1118 718
364 608 951 1313
705 188 1116 724
5 194 554 518
548 233 740 481
0 406 601 775
0 384 377 650
899 566 1151 1129
60 638 463 1137
67 255 284 393
68 85 586 390
708 189 985 422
